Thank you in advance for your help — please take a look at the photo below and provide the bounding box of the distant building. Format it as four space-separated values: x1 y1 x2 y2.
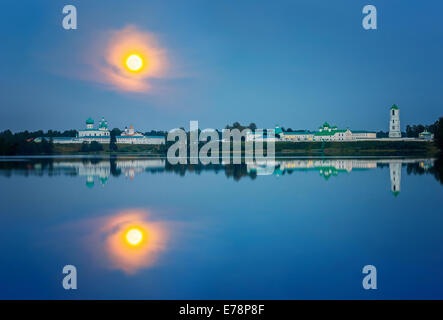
389 104 401 138
280 123 376 142
39 118 164 145
46 117 110 144
116 125 165 144
282 131 314 142
246 126 278 142
418 130 434 141
246 131 278 142
77 117 110 143
352 131 377 140
313 122 352 141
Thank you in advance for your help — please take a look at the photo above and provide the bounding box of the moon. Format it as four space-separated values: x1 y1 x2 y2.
125 227 144 246
126 54 143 72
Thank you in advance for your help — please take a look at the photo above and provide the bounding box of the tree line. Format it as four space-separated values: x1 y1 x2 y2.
1 118 442 155
406 118 443 150
0 130 61 155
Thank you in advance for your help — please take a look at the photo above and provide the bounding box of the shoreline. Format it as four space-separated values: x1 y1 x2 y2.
54 140 438 157
0 140 438 158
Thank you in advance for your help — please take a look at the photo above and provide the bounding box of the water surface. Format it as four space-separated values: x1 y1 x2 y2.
0 156 442 299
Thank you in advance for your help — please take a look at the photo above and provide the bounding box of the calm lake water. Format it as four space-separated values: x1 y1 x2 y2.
0 156 442 299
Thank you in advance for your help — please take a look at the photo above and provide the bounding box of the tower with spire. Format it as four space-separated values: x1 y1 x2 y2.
389 104 401 138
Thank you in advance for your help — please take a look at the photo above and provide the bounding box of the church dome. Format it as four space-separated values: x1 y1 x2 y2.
99 117 108 129
86 117 94 125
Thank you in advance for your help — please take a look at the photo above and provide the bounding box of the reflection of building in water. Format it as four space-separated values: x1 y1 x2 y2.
117 159 165 179
51 159 165 187
389 161 401 196
86 176 95 189
19 157 434 194
247 158 433 195
246 159 277 175
419 159 433 170
248 159 378 178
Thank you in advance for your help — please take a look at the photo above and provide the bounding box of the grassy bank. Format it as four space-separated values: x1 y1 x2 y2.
52 140 438 157
53 143 166 155
275 140 438 156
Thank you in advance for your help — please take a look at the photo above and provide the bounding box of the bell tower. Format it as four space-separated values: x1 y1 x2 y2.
389 104 401 138
389 161 401 196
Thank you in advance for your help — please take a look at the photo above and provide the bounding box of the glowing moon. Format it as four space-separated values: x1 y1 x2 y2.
126 54 143 71
125 227 143 246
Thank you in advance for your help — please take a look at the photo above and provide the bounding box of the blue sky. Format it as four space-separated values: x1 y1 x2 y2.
0 0 442 132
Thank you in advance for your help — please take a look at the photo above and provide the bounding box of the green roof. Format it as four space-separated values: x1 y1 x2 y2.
391 104 399 110
284 131 312 135
99 176 108 184
275 125 283 134
99 117 108 128
314 129 347 136
322 122 330 128
315 131 335 136
318 167 340 180
86 117 94 124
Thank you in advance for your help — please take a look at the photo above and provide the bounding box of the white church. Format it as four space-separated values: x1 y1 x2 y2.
77 117 111 143
47 117 165 145
247 104 403 142
116 125 165 145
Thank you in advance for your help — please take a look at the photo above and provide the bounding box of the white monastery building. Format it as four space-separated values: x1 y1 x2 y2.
248 123 376 142
40 105 414 145
77 117 110 143
247 105 407 142
44 118 164 145
116 125 165 144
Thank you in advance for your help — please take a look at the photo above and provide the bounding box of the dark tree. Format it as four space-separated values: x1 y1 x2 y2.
111 128 122 137
434 117 443 151
144 130 167 137
80 142 89 152
89 141 104 152
109 128 120 152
